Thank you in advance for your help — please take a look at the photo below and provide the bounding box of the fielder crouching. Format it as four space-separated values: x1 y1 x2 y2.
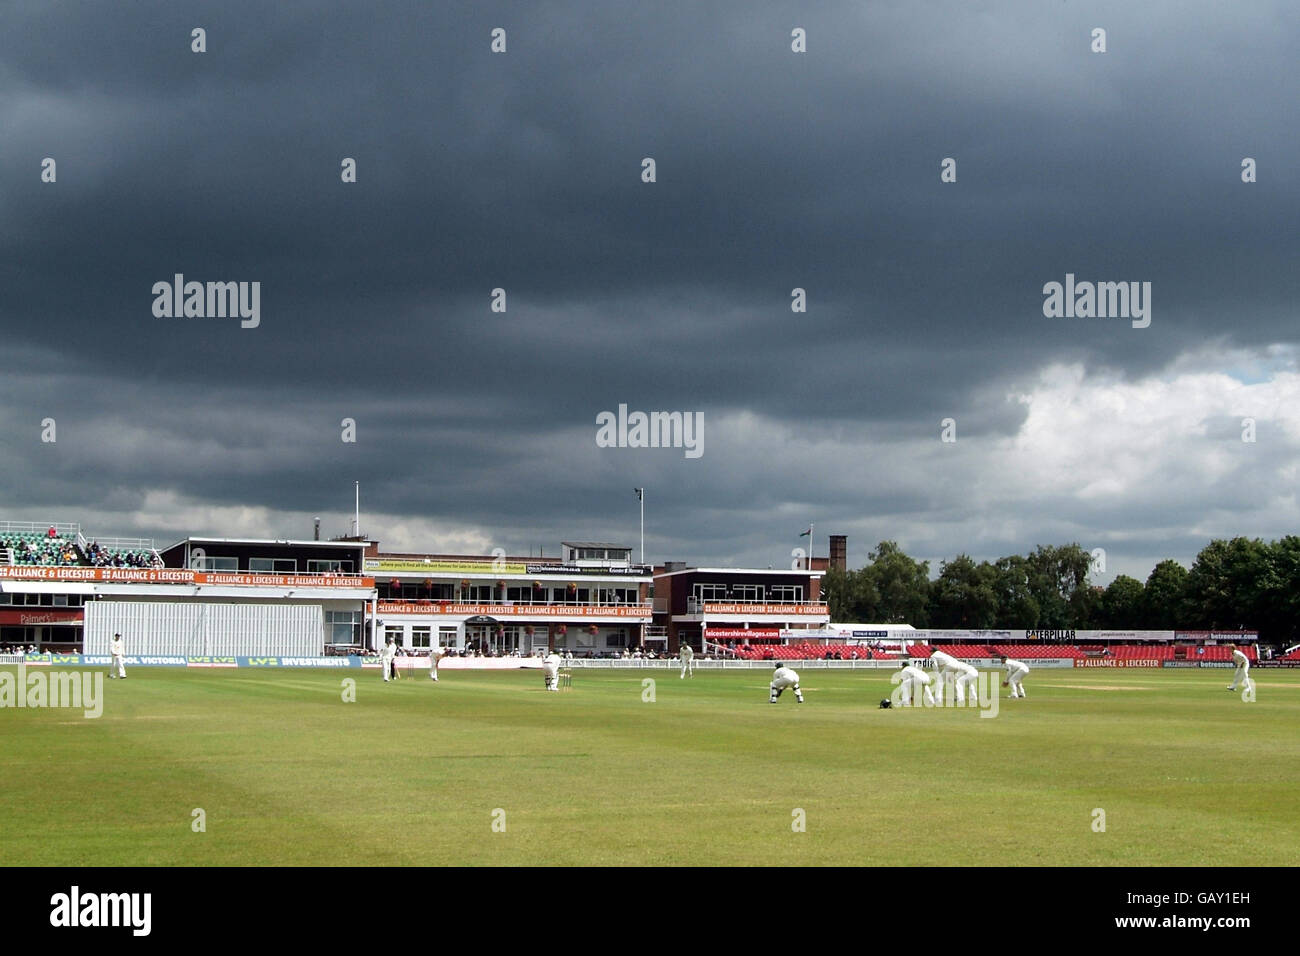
896 662 935 706
1001 655 1030 698
769 663 804 704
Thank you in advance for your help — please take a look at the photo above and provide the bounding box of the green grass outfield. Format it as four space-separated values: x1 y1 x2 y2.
2 665 1298 866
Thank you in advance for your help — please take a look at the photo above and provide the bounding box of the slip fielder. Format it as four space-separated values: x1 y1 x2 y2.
1001 655 1030 698
896 662 935 706
929 648 979 704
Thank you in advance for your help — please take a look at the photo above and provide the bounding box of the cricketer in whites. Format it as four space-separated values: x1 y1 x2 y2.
769 662 804 704
1227 646 1252 693
109 633 126 679
429 644 448 681
929 648 979 704
896 662 934 706
542 651 563 691
380 637 397 682
1001 656 1030 698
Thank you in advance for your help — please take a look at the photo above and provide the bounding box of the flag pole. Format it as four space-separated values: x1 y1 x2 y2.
635 488 645 564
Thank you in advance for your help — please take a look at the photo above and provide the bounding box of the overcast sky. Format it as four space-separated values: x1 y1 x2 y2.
1 1 1297 582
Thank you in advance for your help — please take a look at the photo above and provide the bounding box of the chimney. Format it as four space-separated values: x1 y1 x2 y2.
829 534 847 572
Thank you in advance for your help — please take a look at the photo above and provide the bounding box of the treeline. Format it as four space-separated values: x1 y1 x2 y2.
821 537 1300 645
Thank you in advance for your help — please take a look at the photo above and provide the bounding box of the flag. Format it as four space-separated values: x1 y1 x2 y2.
799 527 811 537
635 488 644 501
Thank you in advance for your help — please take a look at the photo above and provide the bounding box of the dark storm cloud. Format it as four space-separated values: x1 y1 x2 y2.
0 0 1297 574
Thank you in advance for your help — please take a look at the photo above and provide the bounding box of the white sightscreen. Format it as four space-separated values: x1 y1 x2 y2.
84 602 324 656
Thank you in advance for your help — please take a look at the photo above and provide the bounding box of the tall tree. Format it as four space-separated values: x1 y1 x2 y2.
1184 537 1273 631
1263 536 1300 646
821 565 853 622
1142 559 1189 629
994 554 1041 628
863 541 930 626
1098 575 1144 628
1025 543 1093 628
930 554 1000 628
821 565 880 623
